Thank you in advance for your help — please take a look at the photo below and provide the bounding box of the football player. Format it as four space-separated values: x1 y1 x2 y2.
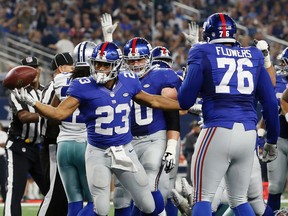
113 37 181 216
13 41 181 216
268 47 288 211
177 13 279 215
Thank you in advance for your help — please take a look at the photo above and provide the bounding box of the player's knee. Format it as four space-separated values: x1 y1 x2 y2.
94 195 110 215
269 182 284 194
136 192 155 214
113 187 131 209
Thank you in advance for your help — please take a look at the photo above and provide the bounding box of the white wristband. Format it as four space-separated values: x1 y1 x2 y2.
166 139 178 153
257 128 266 137
285 113 288 122
264 54 272 68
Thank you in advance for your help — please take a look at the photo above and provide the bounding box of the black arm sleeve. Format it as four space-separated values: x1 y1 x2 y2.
163 110 180 132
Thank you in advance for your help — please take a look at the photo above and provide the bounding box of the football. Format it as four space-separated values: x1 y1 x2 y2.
3 66 37 89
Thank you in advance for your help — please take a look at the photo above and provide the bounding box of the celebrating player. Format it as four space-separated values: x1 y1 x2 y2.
177 13 279 215
13 41 181 216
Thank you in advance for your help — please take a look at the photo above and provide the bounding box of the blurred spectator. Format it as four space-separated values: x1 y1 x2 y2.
48 32 74 53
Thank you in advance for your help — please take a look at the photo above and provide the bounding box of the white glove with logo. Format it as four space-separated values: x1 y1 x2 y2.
12 87 36 107
182 22 199 46
254 39 272 68
162 139 177 173
262 143 277 163
101 13 118 42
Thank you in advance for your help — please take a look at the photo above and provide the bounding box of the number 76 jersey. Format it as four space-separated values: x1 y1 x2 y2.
178 42 276 131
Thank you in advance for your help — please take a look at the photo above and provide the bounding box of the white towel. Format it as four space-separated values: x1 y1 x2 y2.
107 146 138 172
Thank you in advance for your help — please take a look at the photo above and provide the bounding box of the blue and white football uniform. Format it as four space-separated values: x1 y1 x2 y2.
178 42 279 213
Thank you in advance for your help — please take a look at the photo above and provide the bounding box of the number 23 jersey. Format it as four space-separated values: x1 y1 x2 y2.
67 71 142 148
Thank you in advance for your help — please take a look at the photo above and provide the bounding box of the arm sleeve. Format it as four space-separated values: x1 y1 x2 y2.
177 63 203 110
163 110 180 132
256 66 279 144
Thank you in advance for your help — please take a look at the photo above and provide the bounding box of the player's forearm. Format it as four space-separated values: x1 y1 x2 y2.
266 65 276 86
150 95 181 110
34 101 69 120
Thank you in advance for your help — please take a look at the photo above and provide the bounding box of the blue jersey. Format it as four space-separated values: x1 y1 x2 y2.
130 67 181 136
178 43 279 144
67 71 142 148
275 74 288 138
275 75 288 105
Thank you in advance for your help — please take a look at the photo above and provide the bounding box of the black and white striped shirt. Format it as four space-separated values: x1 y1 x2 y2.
7 85 43 144
39 81 59 143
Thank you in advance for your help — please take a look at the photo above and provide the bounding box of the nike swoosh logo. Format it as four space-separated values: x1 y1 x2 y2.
129 149 134 153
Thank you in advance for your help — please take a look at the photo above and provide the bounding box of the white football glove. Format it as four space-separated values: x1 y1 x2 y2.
262 143 277 163
188 103 202 115
171 189 191 216
12 87 36 107
254 39 271 68
101 13 118 42
181 178 193 205
162 139 177 173
182 22 199 46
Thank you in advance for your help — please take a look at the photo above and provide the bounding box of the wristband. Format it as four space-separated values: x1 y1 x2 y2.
166 139 178 153
257 128 266 137
264 54 272 68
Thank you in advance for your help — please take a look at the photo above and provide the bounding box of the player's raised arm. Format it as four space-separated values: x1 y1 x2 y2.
13 87 79 120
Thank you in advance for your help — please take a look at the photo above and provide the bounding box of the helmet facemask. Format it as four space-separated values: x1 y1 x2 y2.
91 59 122 84
124 56 151 78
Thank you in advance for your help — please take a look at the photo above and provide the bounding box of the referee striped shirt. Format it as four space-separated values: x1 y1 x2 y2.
39 81 59 142
8 86 43 144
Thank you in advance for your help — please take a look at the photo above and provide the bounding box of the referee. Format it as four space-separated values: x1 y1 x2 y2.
4 56 46 216
37 53 69 216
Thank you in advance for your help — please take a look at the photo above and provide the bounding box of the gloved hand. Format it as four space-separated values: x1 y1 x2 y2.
171 189 191 216
182 22 199 46
101 13 118 42
254 39 272 68
12 87 36 106
256 136 265 160
188 104 202 115
181 178 193 205
162 139 177 173
262 143 278 163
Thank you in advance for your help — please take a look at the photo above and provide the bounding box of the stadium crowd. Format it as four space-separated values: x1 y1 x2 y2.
0 0 287 69
1 0 288 215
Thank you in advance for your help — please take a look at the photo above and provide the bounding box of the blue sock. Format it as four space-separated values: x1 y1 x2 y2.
212 213 216 216
68 201 83 216
192 201 212 215
132 205 157 216
76 202 95 216
115 206 132 216
263 204 274 216
267 193 281 211
151 190 165 214
165 198 178 216
232 202 254 216
131 206 142 216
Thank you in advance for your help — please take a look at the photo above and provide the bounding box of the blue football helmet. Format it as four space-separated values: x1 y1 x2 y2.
151 60 171 69
203 13 237 44
73 41 96 67
276 47 288 77
90 42 123 84
151 46 173 67
123 37 152 78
